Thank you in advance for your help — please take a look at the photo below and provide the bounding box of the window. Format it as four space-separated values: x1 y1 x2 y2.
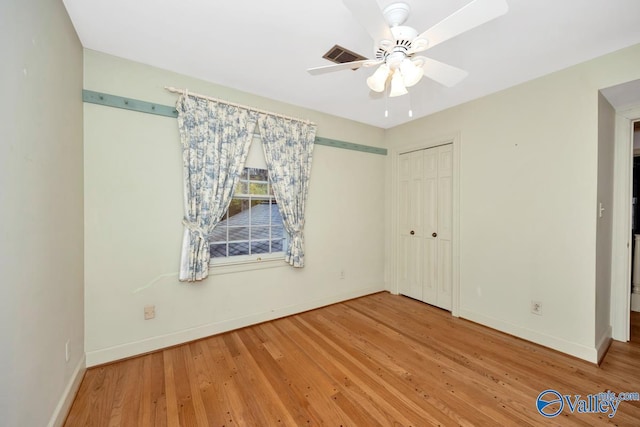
209 167 286 262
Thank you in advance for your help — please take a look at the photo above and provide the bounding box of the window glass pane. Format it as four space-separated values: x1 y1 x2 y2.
209 226 227 243
249 168 269 181
251 241 271 255
210 243 228 258
250 203 271 226
227 199 250 224
251 226 270 240
228 242 250 256
228 226 249 241
250 182 269 195
234 180 248 195
272 226 285 238
271 239 284 252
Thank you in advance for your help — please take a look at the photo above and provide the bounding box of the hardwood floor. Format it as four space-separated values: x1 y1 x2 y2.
65 293 640 426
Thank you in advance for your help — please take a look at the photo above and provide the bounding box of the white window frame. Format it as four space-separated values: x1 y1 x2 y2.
209 166 287 273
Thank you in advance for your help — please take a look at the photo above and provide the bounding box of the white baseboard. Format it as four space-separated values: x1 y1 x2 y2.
86 286 383 367
48 355 86 427
596 325 613 364
458 309 599 363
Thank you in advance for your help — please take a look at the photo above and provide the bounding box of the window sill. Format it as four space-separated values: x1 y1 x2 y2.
208 254 287 275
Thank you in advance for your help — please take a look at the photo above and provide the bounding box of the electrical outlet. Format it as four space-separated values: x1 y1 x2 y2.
531 300 542 315
340 269 345 280
65 340 70 362
144 305 155 320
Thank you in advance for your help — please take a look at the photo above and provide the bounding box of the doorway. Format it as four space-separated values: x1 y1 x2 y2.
630 122 640 314
609 100 640 342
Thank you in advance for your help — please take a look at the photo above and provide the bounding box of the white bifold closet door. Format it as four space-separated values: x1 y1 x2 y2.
397 144 453 310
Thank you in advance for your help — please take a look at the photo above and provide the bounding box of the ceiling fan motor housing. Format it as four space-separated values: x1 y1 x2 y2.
375 25 418 65
383 2 411 26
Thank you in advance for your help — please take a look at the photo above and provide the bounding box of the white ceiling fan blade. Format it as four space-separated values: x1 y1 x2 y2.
307 59 381 76
342 0 394 45
420 57 469 87
411 0 508 53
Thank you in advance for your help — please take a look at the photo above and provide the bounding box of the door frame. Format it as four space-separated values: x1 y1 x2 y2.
612 107 640 341
388 133 461 316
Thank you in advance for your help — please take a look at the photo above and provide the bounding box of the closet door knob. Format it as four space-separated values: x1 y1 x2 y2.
410 230 415 235
432 232 438 238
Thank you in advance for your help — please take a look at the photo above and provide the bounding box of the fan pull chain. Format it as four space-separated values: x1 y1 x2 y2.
384 83 389 118
408 91 413 118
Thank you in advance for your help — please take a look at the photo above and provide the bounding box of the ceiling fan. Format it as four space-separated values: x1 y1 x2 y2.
307 0 508 97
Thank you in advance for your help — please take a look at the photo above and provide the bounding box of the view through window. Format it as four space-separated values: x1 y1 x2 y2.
209 167 285 259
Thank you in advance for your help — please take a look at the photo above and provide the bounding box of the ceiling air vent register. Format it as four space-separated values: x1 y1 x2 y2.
322 45 368 68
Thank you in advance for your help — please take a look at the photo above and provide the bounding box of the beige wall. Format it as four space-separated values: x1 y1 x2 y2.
385 44 640 362
2 2 638 419
0 0 84 425
83 50 386 365
83 43 640 366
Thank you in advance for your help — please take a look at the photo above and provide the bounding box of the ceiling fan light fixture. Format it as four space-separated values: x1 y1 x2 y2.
389 70 408 97
308 0 509 103
367 63 390 92
399 58 424 87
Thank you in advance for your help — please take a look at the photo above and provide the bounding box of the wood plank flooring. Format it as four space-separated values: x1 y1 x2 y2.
65 293 640 426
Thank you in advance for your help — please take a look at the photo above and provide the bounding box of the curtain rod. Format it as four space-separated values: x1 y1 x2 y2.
164 86 315 126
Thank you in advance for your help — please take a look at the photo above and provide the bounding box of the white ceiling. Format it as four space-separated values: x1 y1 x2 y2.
63 0 640 129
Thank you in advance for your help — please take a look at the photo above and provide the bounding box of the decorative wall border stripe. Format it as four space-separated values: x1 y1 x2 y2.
82 90 387 156
83 90 179 118
314 136 386 155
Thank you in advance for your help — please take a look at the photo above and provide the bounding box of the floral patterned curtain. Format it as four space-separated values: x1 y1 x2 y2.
176 95 257 281
258 115 316 267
